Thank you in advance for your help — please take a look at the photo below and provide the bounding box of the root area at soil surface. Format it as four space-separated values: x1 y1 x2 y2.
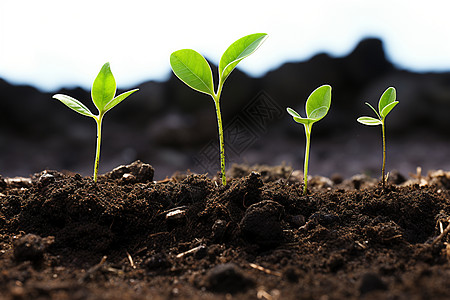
1 161 450 299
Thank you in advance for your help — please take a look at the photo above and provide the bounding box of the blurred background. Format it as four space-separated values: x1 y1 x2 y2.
2 0 450 180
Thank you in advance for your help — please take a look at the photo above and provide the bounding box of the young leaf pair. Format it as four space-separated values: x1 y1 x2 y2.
357 87 399 188
53 63 139 182
170 33 268 185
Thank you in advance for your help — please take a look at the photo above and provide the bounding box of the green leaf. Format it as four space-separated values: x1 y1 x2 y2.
92 62 117 113
365 102 381 120
357 116 382 126
287 108 314 125
306 85 331 121
380 101 399 119
286 107 301 119
103 88 139 113
292 117 315 126
53 94 94 117
170 49 214 96
287 107 314 125
309 106 329 120
219 33 268 85
378 87 396 115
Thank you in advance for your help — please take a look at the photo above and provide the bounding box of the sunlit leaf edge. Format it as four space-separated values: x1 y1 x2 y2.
53 94 94 117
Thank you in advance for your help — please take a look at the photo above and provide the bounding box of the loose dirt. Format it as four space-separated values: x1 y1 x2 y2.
1 161 450 299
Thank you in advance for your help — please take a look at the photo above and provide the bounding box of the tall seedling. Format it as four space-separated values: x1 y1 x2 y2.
53 62 139 182
170 33 268 185
287 85 332 195
357 87 398 189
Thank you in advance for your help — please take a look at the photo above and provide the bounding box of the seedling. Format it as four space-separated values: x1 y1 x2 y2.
287 85 332 195
357 87 399 189
170 33 268 185
53 62 139 182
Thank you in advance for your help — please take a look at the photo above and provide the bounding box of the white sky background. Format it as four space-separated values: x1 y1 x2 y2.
1 0 450 91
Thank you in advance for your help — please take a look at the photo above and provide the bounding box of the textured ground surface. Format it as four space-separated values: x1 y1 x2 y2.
1 161 450 299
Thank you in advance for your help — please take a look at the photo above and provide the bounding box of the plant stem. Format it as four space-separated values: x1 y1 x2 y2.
93 115 103 182
381 120 386 189
303 125 312 195
214 100 226 185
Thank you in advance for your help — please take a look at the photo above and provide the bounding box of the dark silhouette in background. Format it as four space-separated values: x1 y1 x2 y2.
2 38 450 179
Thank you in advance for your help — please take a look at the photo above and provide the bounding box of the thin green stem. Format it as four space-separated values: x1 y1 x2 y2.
213 98 226 186
93 114 104 182
303 125 312 195
211 82 227 186
381 120 386 189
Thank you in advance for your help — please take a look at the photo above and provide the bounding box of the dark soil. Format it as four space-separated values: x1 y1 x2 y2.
1 161 450 299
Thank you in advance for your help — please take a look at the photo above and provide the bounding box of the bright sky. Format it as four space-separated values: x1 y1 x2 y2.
1 0 450 91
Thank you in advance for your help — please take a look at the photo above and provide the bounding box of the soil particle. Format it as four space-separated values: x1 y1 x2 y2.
326 252 345 272
165 207 187 228
211 219 228 242
13 234 54 263
358 272 388 295
36 172 56 187
282 267 299 283
387 169 407 185
144 252 171 271
309 211 340 226
330 173 344 184
0 175 6 192
4 176 32 189
204 263 255 294
105 160 154 183
239 200 285 247
347 174 377 190
227 163 293 183
223 171 264 207
33 170 65 187
286 214 306 227
427 169 450 189
363 220 404 245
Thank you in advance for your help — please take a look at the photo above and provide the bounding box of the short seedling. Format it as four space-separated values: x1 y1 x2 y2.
53 62 139 182
357 87 399 189
287 85 332 195
170 33 268 185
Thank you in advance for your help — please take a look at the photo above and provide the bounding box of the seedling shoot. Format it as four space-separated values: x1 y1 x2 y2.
53 62 139 182
170 33 268 185
287 85 332 195
357 87 399 189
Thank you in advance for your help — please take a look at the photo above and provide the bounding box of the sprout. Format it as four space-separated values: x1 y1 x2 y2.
357 87 399 189
170 33 268 185
287 85 332 195
53 62 139 182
